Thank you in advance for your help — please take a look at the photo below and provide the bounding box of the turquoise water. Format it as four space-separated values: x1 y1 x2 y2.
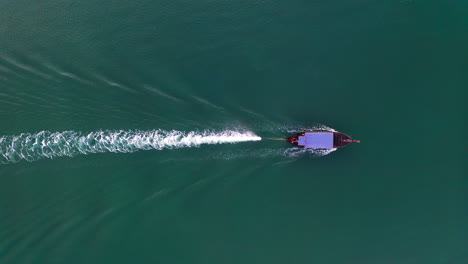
0 1 466 263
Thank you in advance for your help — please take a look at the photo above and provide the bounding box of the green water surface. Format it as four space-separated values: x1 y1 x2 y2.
0 1 466 263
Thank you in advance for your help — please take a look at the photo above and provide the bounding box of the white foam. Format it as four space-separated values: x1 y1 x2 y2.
0 130 262 164
143 85 182 103
1 55 52 79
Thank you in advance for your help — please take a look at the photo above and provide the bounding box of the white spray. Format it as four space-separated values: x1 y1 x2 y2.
0 130 262 164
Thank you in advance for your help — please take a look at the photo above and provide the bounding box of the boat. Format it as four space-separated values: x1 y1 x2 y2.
286 131 360 149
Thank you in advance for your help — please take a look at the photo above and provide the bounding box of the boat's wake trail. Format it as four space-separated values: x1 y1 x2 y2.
0 130 262 164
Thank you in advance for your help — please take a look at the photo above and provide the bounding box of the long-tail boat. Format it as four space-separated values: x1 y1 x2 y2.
286 131 360 149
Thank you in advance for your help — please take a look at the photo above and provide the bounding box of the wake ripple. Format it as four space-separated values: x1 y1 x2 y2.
0 130 262 164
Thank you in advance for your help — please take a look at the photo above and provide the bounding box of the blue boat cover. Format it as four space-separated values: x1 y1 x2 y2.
298 136 306 146
303 133 334 148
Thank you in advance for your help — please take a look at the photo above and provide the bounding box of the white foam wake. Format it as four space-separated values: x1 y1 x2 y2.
0 130 262 164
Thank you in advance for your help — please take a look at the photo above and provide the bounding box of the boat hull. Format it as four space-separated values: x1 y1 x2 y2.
287 131 358 149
